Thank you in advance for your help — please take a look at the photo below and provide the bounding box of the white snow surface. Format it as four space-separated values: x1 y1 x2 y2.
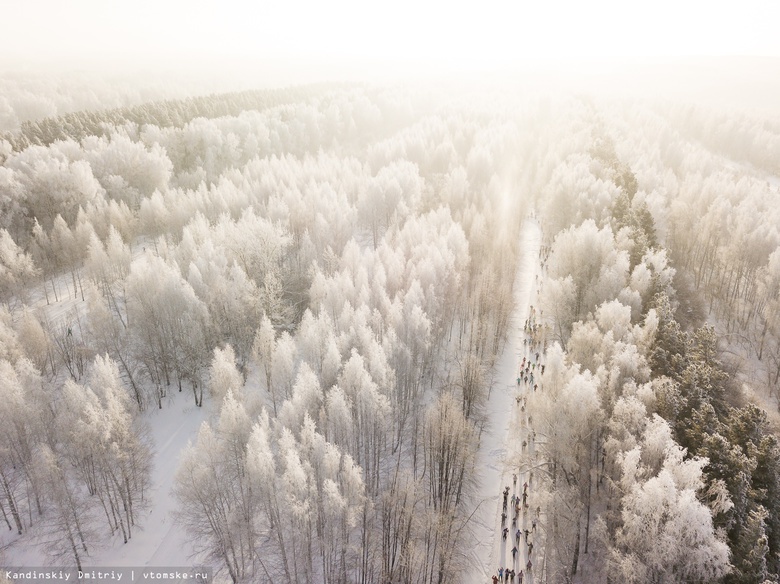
466 217 542 584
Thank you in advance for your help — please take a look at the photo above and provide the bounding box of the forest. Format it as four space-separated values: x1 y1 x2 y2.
0 77 779 584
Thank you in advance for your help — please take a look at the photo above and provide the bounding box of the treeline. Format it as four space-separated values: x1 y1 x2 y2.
0 71 226 133
0 83 343 154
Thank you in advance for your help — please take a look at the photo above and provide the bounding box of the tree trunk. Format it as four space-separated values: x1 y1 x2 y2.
0 496 12 530
571 515 581 576
1 471 22 534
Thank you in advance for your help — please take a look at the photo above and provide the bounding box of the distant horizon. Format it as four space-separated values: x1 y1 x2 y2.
2 54 779 118
2 0 779 71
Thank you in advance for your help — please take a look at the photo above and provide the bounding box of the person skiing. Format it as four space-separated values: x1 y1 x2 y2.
501 512 507 525
528 541 534 556
502 527 509 540
498 567 504 580
513 473 517 486
526 560 532 572
515 528 521 544
492 575 499 584
512 546 518 559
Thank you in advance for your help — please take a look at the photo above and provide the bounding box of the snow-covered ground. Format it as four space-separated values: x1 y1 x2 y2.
466 217 543 584
1 378 211 576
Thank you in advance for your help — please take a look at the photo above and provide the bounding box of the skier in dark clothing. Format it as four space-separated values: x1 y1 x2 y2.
512 546 518 559
502 527 509 540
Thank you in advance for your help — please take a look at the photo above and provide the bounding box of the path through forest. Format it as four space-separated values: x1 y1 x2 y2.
466 216 543 584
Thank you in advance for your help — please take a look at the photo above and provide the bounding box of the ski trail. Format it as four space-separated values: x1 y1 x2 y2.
467 217 541 583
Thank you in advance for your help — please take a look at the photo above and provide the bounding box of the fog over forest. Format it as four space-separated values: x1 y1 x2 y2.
1 3 780 584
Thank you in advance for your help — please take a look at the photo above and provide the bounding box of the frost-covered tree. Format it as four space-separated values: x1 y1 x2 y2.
174 420 252 584
0 228 37 307
600 415 731 584
125 254 209 406
59 356 151 543
208 345 243 404
544 220 630 342
252 313 277 412
33 444 94 571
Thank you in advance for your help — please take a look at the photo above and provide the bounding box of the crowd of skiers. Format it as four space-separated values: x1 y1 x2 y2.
493 239 550 584
496 479 537 583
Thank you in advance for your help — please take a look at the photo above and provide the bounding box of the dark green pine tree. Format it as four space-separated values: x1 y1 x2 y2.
649 292 689 379
726 507 770 584
752 434 780 579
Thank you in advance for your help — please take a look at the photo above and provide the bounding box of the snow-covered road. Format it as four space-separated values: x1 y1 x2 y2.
466 217 543 584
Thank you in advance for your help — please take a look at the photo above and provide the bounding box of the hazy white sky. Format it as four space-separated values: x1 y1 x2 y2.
1 0 779 69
